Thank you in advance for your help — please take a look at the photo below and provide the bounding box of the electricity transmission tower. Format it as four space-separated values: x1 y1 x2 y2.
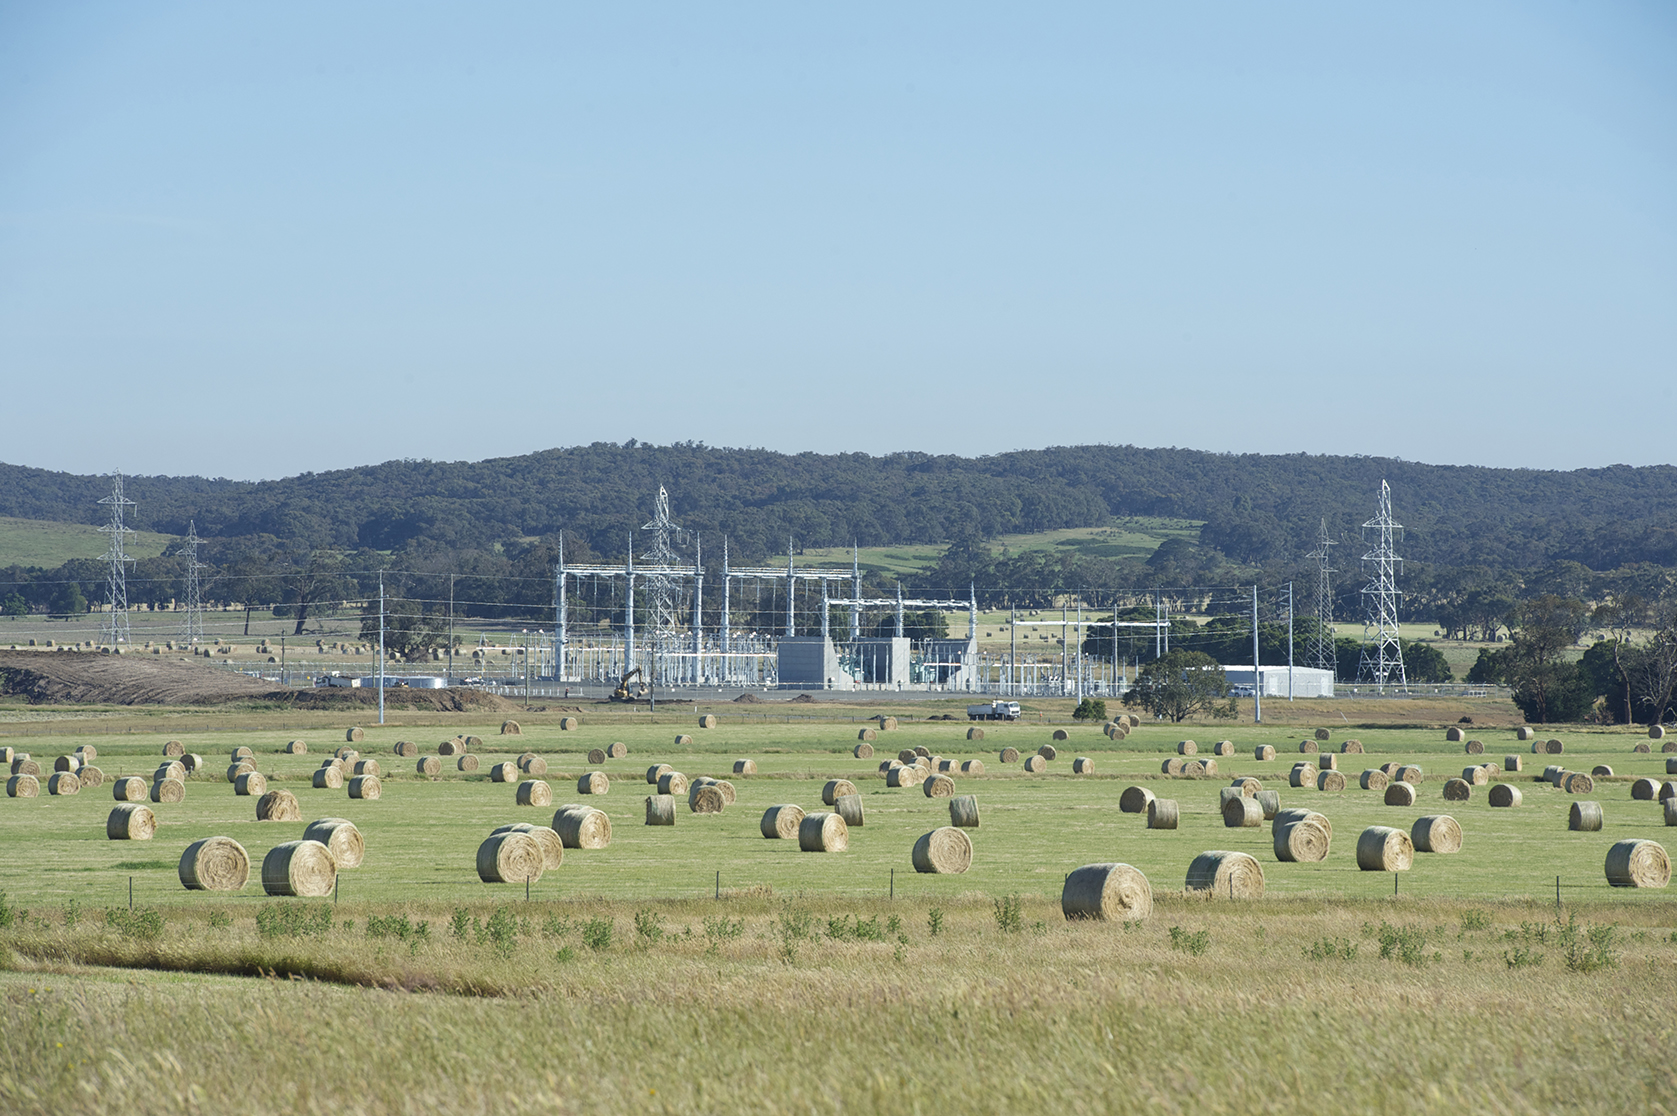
180 520 207 647
98 473 137 646
1306 518 1336 673
1357 480 1406 690
640 486 686 685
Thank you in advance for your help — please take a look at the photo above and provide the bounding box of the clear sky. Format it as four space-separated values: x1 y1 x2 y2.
2 2 1672 480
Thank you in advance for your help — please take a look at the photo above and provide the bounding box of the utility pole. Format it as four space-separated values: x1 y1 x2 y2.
1251 584 1262 724
377 572 386 726
448 574 455 683
1286 581 1294 700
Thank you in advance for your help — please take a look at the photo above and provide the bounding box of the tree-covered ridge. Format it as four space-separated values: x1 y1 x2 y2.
2 443 1677 571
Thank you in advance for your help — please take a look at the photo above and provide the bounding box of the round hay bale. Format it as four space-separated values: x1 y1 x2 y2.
999 747 1020 763
1311 727 1329 742
74 744 97 761
966 727 985 741
1274 818 1331 862
111 776 147 802
155 761 185 783
1542 766 1565 786
1253 744 1276 761
577 771 609 795
646 763 673 785
878 716 898 731
1605 839 1670 888
257 789 301 821
645 794 676 826
1040 744 1060 761
1185 850 1265 898
1317 770 1347 792
1384 782 1417 806
313 766 344 790
1442 778 1472 802
1212 740 1234 757
897 749 919 765
352 759 381 777
1666 799 1677 826
553 805 612 848
1667 742 1677 754
549 717 576 732
673 734 694 747
234 771 267 797
0 748 11 765
945 793 981 828
1380 762 1403 777
1061 863 1152 921
455 754 479 772
1356 826 1414 871
732 758 758 776
1222 796 1263 828
1662 781 1677 802
1634 743 1651 753
476 831 542 883
9 757 36 777
1318 754 1338 771
1256 790 1281 820
1546 739 1565 754
1231 777 1261 796
1073 756 1095 775
348 773 381 799
1412 815 1462 854
798 811 848 852
1464 739 1484 755
1669 758 1677 775
393 741 418 758
1445 726 1464 742
854 741 874 759
1570 801 1604 831
960 759 986 775
517 780 552 807
1462 766 1489 786
1563 772 1595 795
1273 808 1332 840
78 766 105 789
689 784 726 813
1298 739 1318 754
163 740 185 757
486 761 516 782
834 792 864 827
712 779 737 805
178 835 249 890
1023 754 1046 774
1146 799 1179 830
1397 765 1424 785
698 714 719 729
302 818 365 869
937 758 958 773
501 721 522 736
518 754 548 777
103 802 155 841
760 804 805 839
6 774 38 798
1177 740 1198 756
285 740 308 754
150 778 184 804
335 747 359 763
345 728 364 743
263 839 337 896
1631 777 1659 800
912 826 973 874
1504 754 1523 772
491 823 564 870
1488 784 1522 807
1119 785 1154 813
886 766 919 788
1050 730 1068 744
407 756 437 778
1360 769 1390 791
438 739 461 757
1289 766 1316 789
1516 726 1536 741
822 779 857 806
1162 758 1185 776
657 771 688 796
858 729 877 745
47 771 80 796
53 755 80 774
1340 739 1365 754
1653 725 1669 740
1197 759 1219 777
923 773 956 798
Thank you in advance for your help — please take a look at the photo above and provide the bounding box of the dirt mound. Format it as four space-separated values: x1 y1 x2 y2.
788 693 820 703
0 650 275 706
733 693 762 703
259 688 516 713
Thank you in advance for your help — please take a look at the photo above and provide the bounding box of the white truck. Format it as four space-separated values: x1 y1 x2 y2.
967 701 1021 721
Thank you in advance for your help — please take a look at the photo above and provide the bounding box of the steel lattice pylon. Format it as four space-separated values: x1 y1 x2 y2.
640 486 686 685
180 520 207 647
1307 517 1336 673
98 473 137 646
1357 481 1406 690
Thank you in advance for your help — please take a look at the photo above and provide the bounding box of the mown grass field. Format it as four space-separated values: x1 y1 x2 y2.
3 711 1675 1114
0 515 174 569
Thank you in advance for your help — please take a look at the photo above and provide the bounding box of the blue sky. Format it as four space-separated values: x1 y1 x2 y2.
2 2 1672 480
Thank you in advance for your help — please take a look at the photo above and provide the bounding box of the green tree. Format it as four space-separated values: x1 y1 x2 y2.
1503 596 1592 723
1400 640 1454 683
1 592 27 617
49 583 87 619
360 597 442 660
1071 697 1107 722
1122 650 1235 723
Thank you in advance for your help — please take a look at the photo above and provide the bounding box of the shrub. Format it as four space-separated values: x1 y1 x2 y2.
581 918 612 952
1503 946 1544 970
1169 926 1210 956
365 914 430 942
1459 909 1491 933
1556 913 1618 974
633 909 665 944
993 895 1024 934
104 906 164 942
1071 698 1108 722
255 904 331 940
703 916 744 953
1303 937 1357 961
1376 923 1430 967
928 908 945 937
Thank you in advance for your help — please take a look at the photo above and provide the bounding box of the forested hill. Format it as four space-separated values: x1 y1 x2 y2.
2 443 1676 572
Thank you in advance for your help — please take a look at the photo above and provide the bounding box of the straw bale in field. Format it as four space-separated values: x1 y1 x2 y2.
999 747 1020 763
1177 740 1197 756
1119 785 1154 813
1570 801 1604 831
1666 799 1677 826
1298 739 1318 754
912 826 972 874
154 761 185 783
1253 744 1276 761
1446 727 1464 742
1633 743 1651 753
476 831 542 884
1563 772 1595 795
606 741 626 759
674 733 695 747
1222 796 1262 828
1313 728 1330 741
1504 754 1523 772
1274 817 1331 863
74 745 96 760
164 740 185 757
491 823 563 870
1318 754 1338 771
1231 777 1260 796
1662 781 1677 802
1073 756 1095 774
1340 740 1364 754
1397 765 1424 785
150 778 184 803
1379 762 1402 777
178 836 248 890
1213 740 1234 757
393 741 418 758
1360 769 1389 791
1185 850 1265 898
348 774 380 799
78 766 104 789
1289 766 1315 789
1442 778 1471 801
798 811 848 852
438 739 462 757
345 728 364 743
1669 759 1677 775
303 818 365 869
501 721 522 736
1147 799 1178 830
1061 863 1151 921
943 792 980 828
263 839 337 896
877 716 898 730
1411 814 1461 854
10 758 38 776
110 775 145 802
1463 766 1489 785
761 804 805 839
689 784 726 813
1050 730 1068 744
1317 770 1346 792
353 759 380 777
924 773 955 798
103 802 156 841
858 729 876 745
557 717 579 731
698 714 718 729
1516 726 1536 741
335 747 359 762
897 749 918 764
47 771 80 796
54 755 80 774
257 788 301 821
1273 808 1332 840
822 779 857 806
554 805 612 848
1384 782 1417 806
1023 754 1047 774
1356 826 1413 871
729 758 758 776
954 759 982 776
1255 790 1280 819
645 794 676 826
234 771 266 797
450 754 476 772
6 774 37 798
1605 839 1670 888
887 766 919 788
578 771 609 795
966 727 984 741
517 779 552 807
1162 758 1184 776
656 771 688 796
646 763 673 785
1654 725 1669 740
1631 777 1658 800
1488 784 1522 807
1040 745 1060 762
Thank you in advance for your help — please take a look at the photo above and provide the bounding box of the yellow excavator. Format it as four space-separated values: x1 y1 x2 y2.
609 667 648 703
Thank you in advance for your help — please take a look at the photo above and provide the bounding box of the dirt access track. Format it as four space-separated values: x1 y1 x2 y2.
0 650 513 711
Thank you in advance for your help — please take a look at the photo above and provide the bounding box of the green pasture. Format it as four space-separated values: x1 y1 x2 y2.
0 515 174 569
2 716 1671 911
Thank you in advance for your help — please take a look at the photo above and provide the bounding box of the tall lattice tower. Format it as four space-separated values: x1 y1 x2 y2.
640 486 685 684
98 473 137 645
1357 481 1406 690
180 520 207 647
1306 518 1336 673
